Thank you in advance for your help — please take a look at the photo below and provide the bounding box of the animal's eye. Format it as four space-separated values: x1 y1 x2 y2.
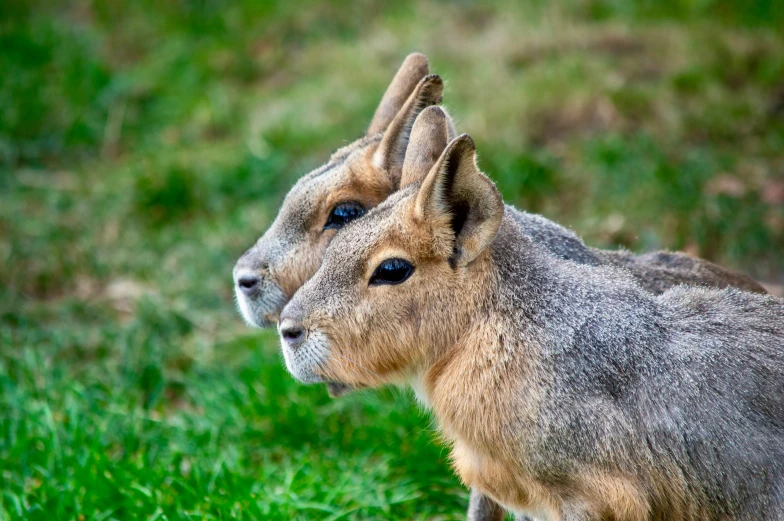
324 202 366 230
369 258 414 286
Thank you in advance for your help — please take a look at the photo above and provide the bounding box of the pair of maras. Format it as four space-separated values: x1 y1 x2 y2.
233 54 784 520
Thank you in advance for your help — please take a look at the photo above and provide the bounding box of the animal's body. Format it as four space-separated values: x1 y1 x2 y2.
437 216 784 520
277 127 784 520
233 54 765 521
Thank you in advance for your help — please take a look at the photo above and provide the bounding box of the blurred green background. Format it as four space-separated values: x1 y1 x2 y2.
1 0 782 519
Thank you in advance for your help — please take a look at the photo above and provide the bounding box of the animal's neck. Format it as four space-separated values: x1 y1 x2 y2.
420 283 544 456
417 215 585 445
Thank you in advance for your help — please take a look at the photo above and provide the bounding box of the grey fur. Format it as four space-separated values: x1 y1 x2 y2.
281 159 784 520
237 136 766 521
236 64 765 521
485 213 784 519
504 206 767 295
233 136 381 327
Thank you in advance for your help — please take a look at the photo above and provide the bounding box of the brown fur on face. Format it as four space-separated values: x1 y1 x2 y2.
277 136 572 516
273 147 394 299
233 54 443 327
277 191 468 386
276 135 503 387
235 52 764 333
276 136 505 389
236 54 767 521
278 132 784 520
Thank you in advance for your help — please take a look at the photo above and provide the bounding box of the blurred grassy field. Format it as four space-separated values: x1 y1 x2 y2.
1 1 783 519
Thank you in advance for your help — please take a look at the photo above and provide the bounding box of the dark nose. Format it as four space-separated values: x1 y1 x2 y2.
279 319 306 348
237 275 260 296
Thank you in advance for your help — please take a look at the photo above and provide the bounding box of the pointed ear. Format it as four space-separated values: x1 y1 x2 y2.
400 106 454 188
367 53 430 135
372 74 443 185
414 134 504 267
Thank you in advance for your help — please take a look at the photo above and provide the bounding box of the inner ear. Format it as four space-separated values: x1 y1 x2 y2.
372 75 443 186
414 134 505 267
444 158 469 239
448 200 470 268
450 201 470 238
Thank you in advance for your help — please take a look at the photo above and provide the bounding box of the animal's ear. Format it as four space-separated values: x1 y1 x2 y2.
372 74 443 184
367 53 430 135
414 134 504 267
400 106 455 188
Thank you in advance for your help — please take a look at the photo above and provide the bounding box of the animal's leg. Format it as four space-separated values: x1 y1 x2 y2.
467 488 507 521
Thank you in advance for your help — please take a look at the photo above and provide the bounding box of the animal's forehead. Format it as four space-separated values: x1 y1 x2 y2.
323 186 417 263
329 134 381 163
279 136 380 219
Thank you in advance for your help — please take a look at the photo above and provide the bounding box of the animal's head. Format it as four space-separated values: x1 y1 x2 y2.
234 53 450 327
277 109 504 395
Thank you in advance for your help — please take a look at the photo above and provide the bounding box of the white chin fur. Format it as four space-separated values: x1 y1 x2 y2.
234 283 285 328
281 330 330 383
235 286 262 328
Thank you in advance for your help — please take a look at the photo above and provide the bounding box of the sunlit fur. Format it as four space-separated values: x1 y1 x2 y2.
281 134 784 520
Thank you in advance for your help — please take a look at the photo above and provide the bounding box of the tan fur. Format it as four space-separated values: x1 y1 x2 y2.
312 200 455 386
233 54 442 327
430 327 654 519
400 105 453 187
425 318 566 518
240 54 769 521
374 74 444 181
236 53 763 332
277 133 784 520
273 159 392 299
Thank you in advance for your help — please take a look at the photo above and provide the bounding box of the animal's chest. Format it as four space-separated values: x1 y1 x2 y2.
447 422 649 521
451 438 561 521
437 393 557 515
425 337 559 515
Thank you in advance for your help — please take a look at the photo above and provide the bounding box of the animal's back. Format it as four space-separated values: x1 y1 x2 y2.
491 220 784 518
505 206 603 266
646 287 784 519
554 275 784 518
601 249 768 294
505 206 766 295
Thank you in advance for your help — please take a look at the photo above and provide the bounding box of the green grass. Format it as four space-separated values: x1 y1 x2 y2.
1 1 783 519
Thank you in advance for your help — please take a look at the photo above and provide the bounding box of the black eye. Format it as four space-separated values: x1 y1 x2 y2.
324 202 366 230
369 258 415 286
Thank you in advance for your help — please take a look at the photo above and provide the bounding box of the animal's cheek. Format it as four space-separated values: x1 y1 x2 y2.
356 290 410 327
274 243 324 299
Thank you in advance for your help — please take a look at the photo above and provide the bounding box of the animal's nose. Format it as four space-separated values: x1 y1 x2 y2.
279 319 306 348
237 275 260 296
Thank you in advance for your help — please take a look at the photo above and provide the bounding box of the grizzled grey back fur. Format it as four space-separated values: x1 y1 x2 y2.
490 211 784 518
599 248 767 294
505 206 766 295
278 131 784 519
